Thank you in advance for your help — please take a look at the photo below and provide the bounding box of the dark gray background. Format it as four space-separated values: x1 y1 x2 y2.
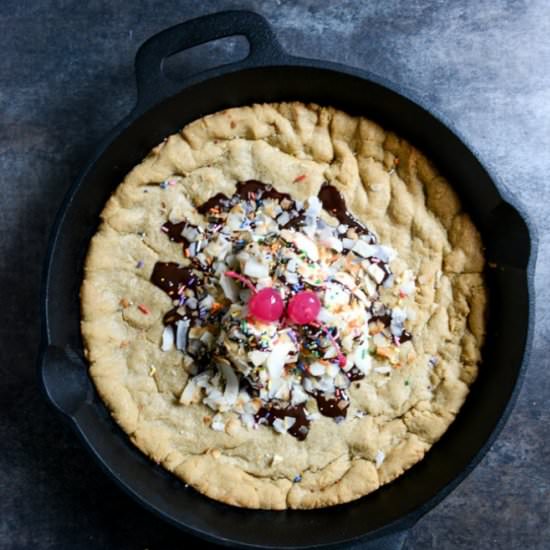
1 1 549 548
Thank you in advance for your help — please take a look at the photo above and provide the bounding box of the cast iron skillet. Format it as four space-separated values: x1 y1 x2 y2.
39 10 536 550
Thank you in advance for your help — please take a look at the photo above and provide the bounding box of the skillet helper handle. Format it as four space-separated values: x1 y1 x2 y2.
40 345 92 418
134 10 287 111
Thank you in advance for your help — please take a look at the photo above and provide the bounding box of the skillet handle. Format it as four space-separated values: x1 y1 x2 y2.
134 10 287 111
39 344 92 418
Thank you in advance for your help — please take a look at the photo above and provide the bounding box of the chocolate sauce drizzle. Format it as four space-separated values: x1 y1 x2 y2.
236 180 292 203
150 262 198 298
163 307 183 326
255 403 310 440
161 221 190 244
397 331 412 344
197 193 232 215
343 366 365 382
197 180 294 215
312 390 349 418
369 310 392 327
318 183 376 243
282 213 306 230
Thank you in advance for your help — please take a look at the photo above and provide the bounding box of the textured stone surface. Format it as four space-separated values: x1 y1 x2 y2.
1 1 548 548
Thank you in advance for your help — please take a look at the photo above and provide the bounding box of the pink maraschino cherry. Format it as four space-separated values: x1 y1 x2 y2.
287 291 321 324
224 271 284 323
249 288 285 323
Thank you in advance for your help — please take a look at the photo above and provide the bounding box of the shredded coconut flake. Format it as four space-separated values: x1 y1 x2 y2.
218 360 239 405
175 319 190 351
161 326 174 351
367 263 386 284
211 414 226 432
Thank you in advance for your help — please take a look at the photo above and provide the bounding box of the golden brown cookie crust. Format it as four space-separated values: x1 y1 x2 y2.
81 102 486 509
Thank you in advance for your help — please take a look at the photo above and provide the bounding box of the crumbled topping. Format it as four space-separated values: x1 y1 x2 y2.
151 181 416 440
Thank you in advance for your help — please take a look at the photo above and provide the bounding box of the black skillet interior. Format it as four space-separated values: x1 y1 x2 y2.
39 11 535 550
